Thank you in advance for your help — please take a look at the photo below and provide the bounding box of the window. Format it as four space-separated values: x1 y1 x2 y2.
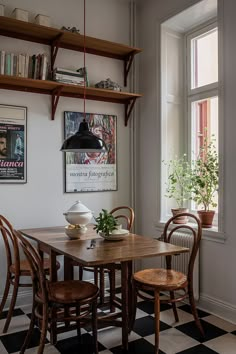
160 15 220 229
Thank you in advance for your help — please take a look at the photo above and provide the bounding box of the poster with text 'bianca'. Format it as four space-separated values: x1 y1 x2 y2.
0 105 27 183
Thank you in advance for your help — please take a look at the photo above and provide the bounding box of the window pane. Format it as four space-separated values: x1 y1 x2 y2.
191 96 218 212
191 28 218 89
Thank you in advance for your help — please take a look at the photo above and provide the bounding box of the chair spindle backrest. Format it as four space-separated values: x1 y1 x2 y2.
0 215 20 275
110 206 134 231
14 230 48 303
162 213 202 280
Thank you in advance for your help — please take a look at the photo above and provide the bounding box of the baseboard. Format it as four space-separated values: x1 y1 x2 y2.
0 289 33 311
198 292 236 324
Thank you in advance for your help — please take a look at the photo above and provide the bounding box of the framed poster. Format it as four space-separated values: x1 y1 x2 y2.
64 111 117 192
0 104 27 183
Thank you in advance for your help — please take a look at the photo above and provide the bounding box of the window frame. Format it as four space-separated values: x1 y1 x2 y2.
185 20 220 228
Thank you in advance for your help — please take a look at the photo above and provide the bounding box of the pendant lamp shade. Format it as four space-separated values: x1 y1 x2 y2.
61 119 107 152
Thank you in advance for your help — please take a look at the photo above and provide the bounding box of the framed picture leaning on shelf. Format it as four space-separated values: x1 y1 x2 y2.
64 111 117 192
0 104 27 183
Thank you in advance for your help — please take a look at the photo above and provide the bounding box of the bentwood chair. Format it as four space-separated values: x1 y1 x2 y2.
0 215 60 333
132 213 204 354
77 206 134 310
16 230 99 354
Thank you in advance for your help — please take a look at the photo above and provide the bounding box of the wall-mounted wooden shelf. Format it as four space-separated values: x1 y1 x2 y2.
0 75 141 125
0 16 142 86
0 16 142 124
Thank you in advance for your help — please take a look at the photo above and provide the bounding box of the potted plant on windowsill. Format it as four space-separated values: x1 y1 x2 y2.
94 209 118 238
191 137 219 228
164 154 192 224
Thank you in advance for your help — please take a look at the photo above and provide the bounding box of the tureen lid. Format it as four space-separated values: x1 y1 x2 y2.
66 201 91 213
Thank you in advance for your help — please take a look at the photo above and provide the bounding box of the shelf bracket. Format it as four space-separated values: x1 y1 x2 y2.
51 86 63 120
124 52 135 87
125 98 137 126
50 33 64 70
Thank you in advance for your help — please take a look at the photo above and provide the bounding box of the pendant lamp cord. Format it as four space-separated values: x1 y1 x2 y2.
83 0 86 122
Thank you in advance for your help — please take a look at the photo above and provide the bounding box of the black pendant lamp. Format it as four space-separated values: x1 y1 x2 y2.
61 0 107 153
61 119 107 152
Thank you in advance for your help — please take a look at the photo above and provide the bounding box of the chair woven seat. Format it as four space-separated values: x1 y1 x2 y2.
133 268 187 289
48 280 98 303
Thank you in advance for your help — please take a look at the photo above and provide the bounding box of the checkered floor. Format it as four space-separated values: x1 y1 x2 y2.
0 290 236 354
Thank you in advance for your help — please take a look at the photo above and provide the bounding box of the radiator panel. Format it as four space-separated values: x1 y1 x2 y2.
160 232 199 300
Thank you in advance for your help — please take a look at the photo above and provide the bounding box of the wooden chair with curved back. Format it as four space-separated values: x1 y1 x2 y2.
132 213 204 354
15 230 99 354
77 206 134 310
0 215 60 333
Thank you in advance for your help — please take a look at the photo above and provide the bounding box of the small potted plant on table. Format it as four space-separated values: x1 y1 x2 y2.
164 154 192 224
191 137 219 228
94 209 118 238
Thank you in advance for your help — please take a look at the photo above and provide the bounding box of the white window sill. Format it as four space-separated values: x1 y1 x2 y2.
155 221 226 244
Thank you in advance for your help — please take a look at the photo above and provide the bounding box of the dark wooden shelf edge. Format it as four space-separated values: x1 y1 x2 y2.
0 78 141 124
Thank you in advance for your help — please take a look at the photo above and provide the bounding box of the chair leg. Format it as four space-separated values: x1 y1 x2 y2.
188 284 205 337
129 279 137 333
79 266 83 281
38 303 48 354
109 266 116 313
20 298 36 353
76 305 81 341
170 291 179 322
99 267 105 305
92 300 98 354
154 289 160 354
3 277 19 333
0 272 11 316
50 307 57 345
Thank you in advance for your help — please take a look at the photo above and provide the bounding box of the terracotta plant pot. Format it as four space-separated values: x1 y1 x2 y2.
197 210 215 228
171 208 189 224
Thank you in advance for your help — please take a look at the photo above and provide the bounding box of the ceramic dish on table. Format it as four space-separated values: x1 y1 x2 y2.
99 229 129 241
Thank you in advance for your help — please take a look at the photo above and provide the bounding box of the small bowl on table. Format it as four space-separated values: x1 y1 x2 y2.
65 225 87 239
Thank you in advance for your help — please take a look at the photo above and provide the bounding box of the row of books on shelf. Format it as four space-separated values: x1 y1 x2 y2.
53 67 89 86
0 51 49 80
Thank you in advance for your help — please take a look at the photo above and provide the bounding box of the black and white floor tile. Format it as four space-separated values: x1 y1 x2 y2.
0 290 236 354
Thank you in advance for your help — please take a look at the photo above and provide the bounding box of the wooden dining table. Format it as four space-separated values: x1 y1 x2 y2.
19 225 189 351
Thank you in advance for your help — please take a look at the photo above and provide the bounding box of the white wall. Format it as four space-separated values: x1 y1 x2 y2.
0 0 133 304
136 0 236 323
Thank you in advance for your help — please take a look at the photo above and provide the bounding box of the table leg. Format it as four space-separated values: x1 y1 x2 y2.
121 260 132 351
64 256 74 280
49 250 58 282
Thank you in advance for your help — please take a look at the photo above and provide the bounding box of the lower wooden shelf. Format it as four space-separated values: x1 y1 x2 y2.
0 75 141 124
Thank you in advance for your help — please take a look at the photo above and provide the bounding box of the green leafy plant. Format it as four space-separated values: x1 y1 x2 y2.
164 154 192 208
191 137 219 211
93 209 118 236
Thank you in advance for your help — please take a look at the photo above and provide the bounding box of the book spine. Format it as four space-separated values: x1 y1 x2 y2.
55 67 84 76
4 53 11 75
0 51 5 75
25 54 29 78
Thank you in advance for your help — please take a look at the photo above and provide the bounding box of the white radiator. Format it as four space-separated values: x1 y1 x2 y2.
160 232 200 301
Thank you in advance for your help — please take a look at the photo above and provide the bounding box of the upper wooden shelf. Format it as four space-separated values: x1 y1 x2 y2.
0 75 141 125
0 16 142 60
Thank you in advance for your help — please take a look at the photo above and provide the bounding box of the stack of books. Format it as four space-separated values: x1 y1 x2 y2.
53 67 89 86
0 50 49 80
